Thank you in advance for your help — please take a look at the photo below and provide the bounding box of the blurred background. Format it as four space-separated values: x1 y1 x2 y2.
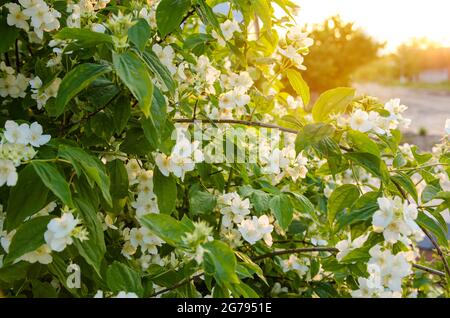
287 0 450 149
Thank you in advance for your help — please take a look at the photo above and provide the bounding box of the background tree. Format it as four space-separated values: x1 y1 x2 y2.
302 15 383 93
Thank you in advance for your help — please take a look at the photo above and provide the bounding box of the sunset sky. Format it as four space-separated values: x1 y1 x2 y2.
292 0 450 51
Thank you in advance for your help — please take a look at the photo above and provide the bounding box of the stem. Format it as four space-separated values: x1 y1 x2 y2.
15 39 20 73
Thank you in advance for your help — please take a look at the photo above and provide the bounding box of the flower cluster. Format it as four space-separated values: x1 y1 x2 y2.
346 98 411 135
351 245 414 298
154 128 204 180
372 196 423 244
278 26 314 69
29 76 61 110
0 120 50 187
0 62 28 99
44 211 87 252
5 0 61 39
217 192 273 246
126 160 159 218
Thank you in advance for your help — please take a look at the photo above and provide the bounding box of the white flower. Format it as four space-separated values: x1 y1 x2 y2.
154 153 172 177
44 212 79 252
20 244 52 264
445 118 450 135
4 120 30 145
220 20 240 40
5 3 29 31
372 196 420 244
91 23 106 33
114 291 139 298
350 109 372 132
0 159 18 187
278 45 306 69
335 233 369 262
281 254 309 277
28 122 50 147
286 26 314 49
238 215 273 246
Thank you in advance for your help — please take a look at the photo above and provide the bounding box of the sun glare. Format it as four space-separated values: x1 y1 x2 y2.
290 0 450 51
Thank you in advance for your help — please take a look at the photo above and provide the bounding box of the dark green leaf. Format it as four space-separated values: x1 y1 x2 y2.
4 216 53 265
153 167 177 214
54 63 111 117
5 164 49 231
31 161 73 207
269 194 293 230
113 51 154 117
156 0 192 37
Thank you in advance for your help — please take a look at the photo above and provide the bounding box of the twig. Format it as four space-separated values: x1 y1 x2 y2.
15 39 20 73
150 272 204 297
412 263 445 277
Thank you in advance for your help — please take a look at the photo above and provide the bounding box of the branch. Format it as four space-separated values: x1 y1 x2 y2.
149 272 204 297
419 225 450 279
173 118 299 134
253 247 339 261
412 263 445 277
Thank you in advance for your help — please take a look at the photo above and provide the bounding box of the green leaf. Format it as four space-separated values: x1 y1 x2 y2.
113 51 154 117
106 262 144 296
188 186 216 215
312 87 355 122
140 214 190 246
109 95 131 134
269 194 293 230
153 167 177 214
5 164 49 231
239 186 271 214
344 152 383 179
416 212 448 248
4 216 53 265
106 160 129 213
203 240 239 286
55 27 113 47
290 193 315 214
195 0 221 32
31 161 73 207
337 192 379 230
295 123 335 153
128 18 151 51
54 63 111 117
73 198 106 276
286 68 310 106
421 184 440 203
142 50 176 96
0 16 19 53
347 130 380 158
327 184 360 225
119 127 153 156
58 145 112 206
156 0 192 37
391 173 418 203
